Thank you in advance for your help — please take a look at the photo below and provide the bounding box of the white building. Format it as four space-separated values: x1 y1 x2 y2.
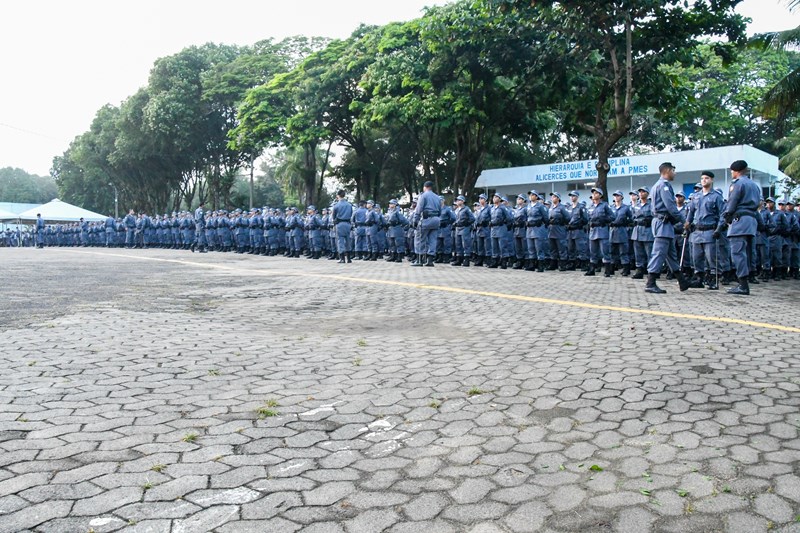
475 145 788 201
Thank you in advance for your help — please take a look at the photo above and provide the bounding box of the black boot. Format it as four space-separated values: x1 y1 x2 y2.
675 271 690 292
512 259 523 270
425 254 435 267
748 273 759 284
558 260 568 272
524 259 535 272
452 256 462 266
536 260 544 273
412 254 425 267
584 263 596 276
604 263 613 278
706 272 719 291
759 268 770 282
487 257 498 268
500 258 508 270
644 273 666 293
632 267 645 279
688 273 704 289
727 277 750 295
474 256 484 267
190 242 196 253
461 257 470 267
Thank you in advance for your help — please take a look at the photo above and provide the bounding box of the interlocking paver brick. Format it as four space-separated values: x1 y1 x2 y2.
1 248 799 532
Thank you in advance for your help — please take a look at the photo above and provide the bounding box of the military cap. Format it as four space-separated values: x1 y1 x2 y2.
701 170 715 179
675 191 685 198
473 201 479 206
307 205 316 211
637 187 649 193
389 199 399 205
366 199 374 205
501 196 509 202
528 189 540 197
766 197 776 203
517 194 526 200
694 183 702 189
787 199 796 206
456 195 466 202
730 160 748 172
478 193 487 200
612 190 624 197
590 187 604 196
550 192 561 200
659 161 675 171
778 198 786 205
568 190 579 197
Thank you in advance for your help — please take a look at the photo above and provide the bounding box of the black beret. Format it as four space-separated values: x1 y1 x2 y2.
701 171 715 179
730 160 748 172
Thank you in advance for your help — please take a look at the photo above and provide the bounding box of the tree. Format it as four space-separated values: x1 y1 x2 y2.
499 0 747 198
0 167 58 204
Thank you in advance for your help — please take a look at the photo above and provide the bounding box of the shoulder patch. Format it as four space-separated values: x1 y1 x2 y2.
729 185 734 193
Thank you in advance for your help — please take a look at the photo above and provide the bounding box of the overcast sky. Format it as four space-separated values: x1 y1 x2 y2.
2 0 799 177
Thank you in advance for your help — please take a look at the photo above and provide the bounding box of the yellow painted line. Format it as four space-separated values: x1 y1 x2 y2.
57 249 800 334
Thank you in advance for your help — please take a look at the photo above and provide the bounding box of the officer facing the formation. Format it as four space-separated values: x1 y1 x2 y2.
645 162 690 293
192 202 208 253
332 189 353 263
412 181 441 267
724 160 761 295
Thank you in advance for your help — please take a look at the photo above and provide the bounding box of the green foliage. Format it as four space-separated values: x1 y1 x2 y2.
0 167 58 203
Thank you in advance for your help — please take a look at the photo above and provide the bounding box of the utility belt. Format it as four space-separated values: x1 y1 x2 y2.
696 224 716 231
549 221 565 226
636 219 653 226
527 221 544 227
422 211 439 219
590 223 609 228
336 219 350 224
355 222 366 227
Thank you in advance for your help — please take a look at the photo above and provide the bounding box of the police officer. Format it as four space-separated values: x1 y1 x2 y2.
305 205 323 259
765 197 787 280
645 162 689 293
412 181 441 267
332 190 353 263
474 194 491 267
488 193 511 269
687 172 725 290
548 192 569 271
451 195 475 266
385 199 408 262
586 187 615 277
524 190 549 272
609 190 632 276
566 191 589 270
437 197 455 263
192 202 207 253
723 160 761 295
512 194 528 269
631 187 654 279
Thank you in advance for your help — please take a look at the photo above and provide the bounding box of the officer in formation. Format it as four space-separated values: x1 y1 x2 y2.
22 164 797 297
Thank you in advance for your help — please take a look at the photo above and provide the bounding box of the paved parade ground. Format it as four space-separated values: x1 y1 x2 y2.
1 248 799 533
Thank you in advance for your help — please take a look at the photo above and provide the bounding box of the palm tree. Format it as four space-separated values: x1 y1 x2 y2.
776 128 800 187
756 0 800 116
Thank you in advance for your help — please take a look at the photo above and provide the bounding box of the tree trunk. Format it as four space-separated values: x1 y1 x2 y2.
302 142 318 207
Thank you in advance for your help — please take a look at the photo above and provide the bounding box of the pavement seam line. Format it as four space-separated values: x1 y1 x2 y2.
57 249 800 334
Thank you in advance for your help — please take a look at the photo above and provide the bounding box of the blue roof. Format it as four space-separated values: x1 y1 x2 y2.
0 202 41 214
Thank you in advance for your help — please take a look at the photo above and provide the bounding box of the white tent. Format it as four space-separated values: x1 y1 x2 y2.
0 207 18 221
16 199 107 223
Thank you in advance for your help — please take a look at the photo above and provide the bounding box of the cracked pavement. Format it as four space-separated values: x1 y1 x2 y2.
0 248 799 533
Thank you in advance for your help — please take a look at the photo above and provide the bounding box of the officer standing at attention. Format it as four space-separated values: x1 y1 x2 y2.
566 191 589 270
35 214 45 248
332 189 353 263
512 194 528 269
123 209 136 248
645 162 689 293
631 187 654 279
586 187 615 277
524 190 549 272
609 191 632 276
687 171 725 290
724 160 761 295
412 180 441 267
488 193 511 269
192 202 207 253
452 195 475 266
474 194 491 267
104 214 116 247
548 192 570 271
385 199 408 262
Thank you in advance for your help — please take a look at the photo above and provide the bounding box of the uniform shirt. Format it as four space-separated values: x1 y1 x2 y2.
332 200 353 223
649 178 680 239
723 174 760 237
414 190 441 219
